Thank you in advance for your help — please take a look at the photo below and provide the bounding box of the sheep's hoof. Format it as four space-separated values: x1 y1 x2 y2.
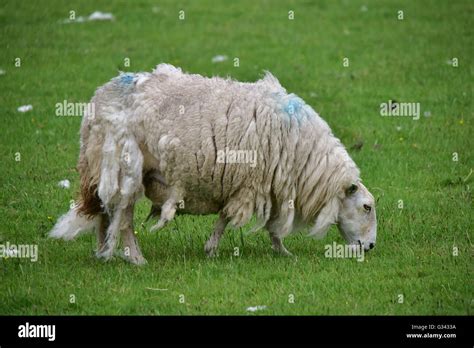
150 220 166 232
272 246 293 257
95 248 114 261
114 249 148 265
127 254 148 265
204 241 218 258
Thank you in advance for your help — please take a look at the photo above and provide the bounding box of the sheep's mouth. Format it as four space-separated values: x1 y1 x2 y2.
345 240 370 253
355 240 375 252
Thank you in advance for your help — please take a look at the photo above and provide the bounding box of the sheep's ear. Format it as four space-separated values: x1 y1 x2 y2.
309 199 339 239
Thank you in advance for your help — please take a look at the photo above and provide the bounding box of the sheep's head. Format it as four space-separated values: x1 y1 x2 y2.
310 182 377 251
337 182 376 251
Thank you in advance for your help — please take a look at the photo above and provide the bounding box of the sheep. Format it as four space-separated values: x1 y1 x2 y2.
49 64 377 264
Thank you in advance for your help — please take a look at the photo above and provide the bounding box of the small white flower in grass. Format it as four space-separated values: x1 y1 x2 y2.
17 105 33 113
211 55 228 63
360 5 368 12
58 179 71 189
246 305 267 312
0 69 5 75
396 126 402 131
423 111 431 117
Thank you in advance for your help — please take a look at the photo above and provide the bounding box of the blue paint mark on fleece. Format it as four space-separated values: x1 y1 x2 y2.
284 97 303 117
276 94 307 126
119 73 135 85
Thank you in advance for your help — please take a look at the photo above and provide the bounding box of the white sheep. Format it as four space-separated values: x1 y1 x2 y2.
50 64 377 264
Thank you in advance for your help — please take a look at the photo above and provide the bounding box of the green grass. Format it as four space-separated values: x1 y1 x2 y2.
0 0 472 315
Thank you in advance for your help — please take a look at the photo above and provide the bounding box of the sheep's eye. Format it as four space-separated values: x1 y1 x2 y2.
346 184 358 195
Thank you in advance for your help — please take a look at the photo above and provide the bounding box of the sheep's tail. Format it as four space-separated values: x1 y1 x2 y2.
49 206 100 240
50 115 104 240
49 154 102 240
76 144 103 217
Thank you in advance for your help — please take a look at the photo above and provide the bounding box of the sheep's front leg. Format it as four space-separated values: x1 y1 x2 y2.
269 234 292 256
120 204 147 265
204 213 229 257
266 220 293 256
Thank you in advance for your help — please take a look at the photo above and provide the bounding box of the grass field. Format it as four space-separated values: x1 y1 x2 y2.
0 0 472 315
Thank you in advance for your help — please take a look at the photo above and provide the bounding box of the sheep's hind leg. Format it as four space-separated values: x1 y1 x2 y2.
96 212 109 252
204 213 229 257
119 204 147 265
96 207 123 260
